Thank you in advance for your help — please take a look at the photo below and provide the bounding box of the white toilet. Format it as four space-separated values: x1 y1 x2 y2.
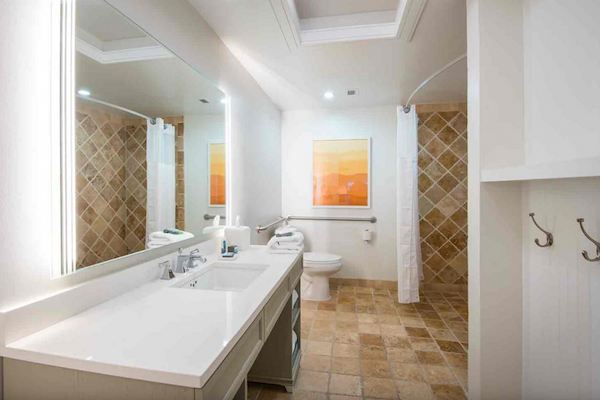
301 253 342 301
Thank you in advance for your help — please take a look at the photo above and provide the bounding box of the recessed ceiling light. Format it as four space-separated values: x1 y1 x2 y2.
323 91 335 100
77 89 91 96
220 98 228 104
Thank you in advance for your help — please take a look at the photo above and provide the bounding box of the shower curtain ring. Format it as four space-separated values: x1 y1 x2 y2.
576 218 600 262
529 213 553 247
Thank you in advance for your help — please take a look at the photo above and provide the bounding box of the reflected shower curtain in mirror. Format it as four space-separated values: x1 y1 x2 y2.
146 118 176 247
397 106 423 303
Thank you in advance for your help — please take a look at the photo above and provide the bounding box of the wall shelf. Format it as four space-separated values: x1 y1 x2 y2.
480 156 600 183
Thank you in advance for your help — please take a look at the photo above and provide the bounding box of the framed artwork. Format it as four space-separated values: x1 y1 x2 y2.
208 143 226 207
312 138 371 208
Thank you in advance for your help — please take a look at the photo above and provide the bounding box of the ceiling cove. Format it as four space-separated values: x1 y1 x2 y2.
76 28 173 64
270 0 428 49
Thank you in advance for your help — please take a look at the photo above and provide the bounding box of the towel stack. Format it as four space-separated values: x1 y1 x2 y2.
267 226 304 254
147 230 194 249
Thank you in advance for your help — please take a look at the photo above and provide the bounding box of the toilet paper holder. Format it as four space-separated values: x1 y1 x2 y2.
362 229 373 243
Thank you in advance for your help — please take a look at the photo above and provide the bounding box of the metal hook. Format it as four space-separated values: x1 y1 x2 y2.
529 213 553 247
576 218 600 262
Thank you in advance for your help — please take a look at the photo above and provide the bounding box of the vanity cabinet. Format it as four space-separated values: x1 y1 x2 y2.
248 256 302 392
1 256 303 400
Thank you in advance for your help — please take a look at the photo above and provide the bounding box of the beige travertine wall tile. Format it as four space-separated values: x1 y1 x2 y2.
416 105 468 292
74 102 184 269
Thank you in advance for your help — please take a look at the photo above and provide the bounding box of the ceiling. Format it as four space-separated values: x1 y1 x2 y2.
77 0 146 41
187 0 467 110
76 0 225 118
294 0 400 19
76 53 226 118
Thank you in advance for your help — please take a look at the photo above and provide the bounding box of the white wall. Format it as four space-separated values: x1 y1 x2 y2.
184 114 226 236
523 0 600 165
522 178 600 399
469 1 600 399
281 107 397 281
0 0 281 312
468 0 525 398
520 1 600 398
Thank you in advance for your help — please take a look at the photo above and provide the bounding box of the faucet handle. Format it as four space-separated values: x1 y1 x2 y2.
159 260 175 280
190 248 199 255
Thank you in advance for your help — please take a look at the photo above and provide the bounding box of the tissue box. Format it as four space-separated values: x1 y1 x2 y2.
225 226 250 250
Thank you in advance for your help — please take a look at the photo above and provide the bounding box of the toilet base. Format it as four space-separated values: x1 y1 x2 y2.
301 273 332 302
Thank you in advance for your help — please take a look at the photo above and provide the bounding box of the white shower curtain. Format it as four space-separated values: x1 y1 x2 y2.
397 106 423 303
146 118 176 247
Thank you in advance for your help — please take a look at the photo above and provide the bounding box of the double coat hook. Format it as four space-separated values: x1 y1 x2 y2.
529 213 553 247
576 218 600 262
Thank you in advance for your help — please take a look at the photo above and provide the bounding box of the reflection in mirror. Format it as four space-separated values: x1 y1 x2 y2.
72 0 226 272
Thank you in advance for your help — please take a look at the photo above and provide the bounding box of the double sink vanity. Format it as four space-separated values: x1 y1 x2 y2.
1 246 303 400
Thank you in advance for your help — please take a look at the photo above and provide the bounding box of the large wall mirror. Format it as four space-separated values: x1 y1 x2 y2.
62 0 228 274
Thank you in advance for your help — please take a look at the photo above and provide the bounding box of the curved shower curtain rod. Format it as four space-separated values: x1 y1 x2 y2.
402 52 467 113
76 94 157 124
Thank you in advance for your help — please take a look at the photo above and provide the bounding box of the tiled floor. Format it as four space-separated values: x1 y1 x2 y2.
248 285 468 400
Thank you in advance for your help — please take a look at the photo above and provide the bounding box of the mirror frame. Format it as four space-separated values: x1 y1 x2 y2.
52 0 230 277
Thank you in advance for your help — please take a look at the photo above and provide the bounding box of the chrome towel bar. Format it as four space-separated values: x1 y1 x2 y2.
256 215 377 233
203 214 226 220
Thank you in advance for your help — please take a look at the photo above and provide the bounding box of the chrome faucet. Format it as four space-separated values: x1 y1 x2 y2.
175 248 207 273
159 260 175 280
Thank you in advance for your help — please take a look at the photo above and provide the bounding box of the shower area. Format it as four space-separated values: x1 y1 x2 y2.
75 99 184 269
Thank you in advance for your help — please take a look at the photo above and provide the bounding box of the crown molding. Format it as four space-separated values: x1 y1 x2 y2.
75 28 173 64
269 0 428 48
395 0 428 42
300 11 397 45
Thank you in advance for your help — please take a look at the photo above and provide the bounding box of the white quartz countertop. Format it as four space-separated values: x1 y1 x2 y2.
1 246 301 388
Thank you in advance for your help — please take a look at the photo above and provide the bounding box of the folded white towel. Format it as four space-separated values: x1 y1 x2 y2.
292 330 298 352
274 243 303 250
267 232 304 249
275 226 297 235
269 243 304 254
147 230 194 248
276 232 305 243
202 226 223 234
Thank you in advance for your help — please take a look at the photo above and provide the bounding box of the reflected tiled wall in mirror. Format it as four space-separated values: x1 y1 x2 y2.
71 0 227 272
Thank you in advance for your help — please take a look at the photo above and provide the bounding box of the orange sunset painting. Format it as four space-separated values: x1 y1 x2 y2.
209 143 226 206
313 139 370 207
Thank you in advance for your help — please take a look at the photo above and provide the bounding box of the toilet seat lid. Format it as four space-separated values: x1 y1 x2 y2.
304 252 342 264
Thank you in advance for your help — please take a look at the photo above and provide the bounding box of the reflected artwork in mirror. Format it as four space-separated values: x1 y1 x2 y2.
70 0 227 272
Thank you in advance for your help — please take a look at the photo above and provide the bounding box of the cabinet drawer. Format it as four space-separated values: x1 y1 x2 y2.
264 279 290 336
199 314 263 400
289 256 303 289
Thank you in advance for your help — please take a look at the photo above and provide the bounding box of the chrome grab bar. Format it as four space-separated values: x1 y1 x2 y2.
256 215 377 233
204 214 226 221
256 216 287 233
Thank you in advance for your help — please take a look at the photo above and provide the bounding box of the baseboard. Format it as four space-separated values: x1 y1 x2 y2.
329 278 397 290
421 283 468 293
1 357 3 400
329 278 468 294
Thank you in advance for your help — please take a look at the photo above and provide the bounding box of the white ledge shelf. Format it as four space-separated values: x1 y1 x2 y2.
481 156 600 183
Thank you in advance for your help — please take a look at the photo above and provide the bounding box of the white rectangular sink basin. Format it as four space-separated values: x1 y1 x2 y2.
178 263 268 292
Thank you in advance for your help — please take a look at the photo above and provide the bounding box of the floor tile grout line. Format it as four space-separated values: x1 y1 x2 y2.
297 285 468 399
